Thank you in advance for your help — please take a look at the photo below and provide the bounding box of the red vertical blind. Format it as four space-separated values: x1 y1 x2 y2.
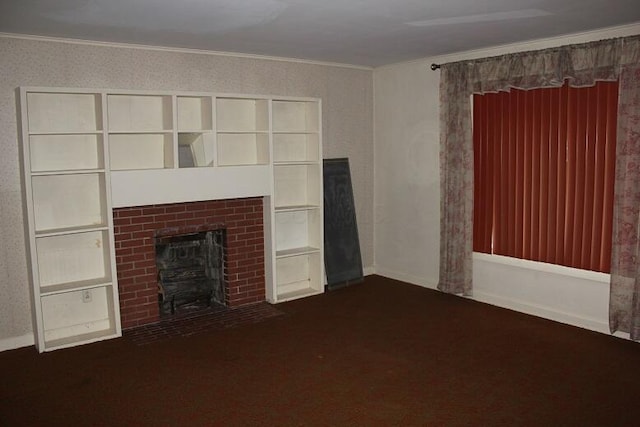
473 80 618 273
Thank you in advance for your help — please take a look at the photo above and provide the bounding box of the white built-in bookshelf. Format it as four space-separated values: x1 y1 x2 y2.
270 100 323 301
21 90 120 352
19 88 323 351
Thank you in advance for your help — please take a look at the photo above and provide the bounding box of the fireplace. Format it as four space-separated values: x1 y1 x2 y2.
156 229 225 316
113 198 265 329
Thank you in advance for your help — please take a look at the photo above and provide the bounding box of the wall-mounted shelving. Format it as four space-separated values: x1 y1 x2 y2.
21 88 121 352
109 133 174 170
177 96 214 168
26 92 102 133
29 134 104 172
275 209 321 256
273 133 320 164
107 94 173 132
177 96 213 132
31 172 108 232
216 97 270 166
275 252 322 301
35 229 113 292
274 164 322 209
20 88 323 350
270 99 323 302
272 100 319 133
107 94 174 170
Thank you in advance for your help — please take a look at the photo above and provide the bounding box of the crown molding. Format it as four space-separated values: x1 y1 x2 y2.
0 32 373 71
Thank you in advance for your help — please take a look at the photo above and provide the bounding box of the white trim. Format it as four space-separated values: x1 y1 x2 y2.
372 73 377 269
0 32 372 71
110 167 271 208
363 266 376 277
470 289 632 342
0 333 35 352
373 269 635 343
471 289 610 333
373 266 438 290
20 87 321 103
473 252 610 283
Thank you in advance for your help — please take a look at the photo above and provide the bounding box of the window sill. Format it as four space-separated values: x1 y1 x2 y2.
473 252 610 284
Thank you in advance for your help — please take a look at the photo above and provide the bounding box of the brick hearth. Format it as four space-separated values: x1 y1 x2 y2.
113 198 265 329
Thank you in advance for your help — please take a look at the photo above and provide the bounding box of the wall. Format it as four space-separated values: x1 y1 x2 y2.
374 24 640 338
373 62 440 286
0 35 374 350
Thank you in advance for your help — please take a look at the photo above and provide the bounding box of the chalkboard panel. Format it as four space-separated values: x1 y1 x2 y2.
323 158 363 289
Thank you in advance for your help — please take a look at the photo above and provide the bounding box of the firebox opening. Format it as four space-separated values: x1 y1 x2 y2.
155 229 226 317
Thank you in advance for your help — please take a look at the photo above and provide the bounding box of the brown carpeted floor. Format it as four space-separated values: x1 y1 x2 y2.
1 275 639 426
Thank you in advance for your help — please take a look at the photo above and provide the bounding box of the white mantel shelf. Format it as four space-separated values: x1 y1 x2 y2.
111 166 271 208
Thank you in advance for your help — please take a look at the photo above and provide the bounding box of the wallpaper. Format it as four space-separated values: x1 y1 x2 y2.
0 36 374 345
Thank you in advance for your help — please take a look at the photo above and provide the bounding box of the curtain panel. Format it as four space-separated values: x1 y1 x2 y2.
610 60 640 339
437 35 640 339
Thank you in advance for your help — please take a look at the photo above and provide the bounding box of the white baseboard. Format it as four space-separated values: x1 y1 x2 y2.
471 289 608 331
363 266 376 276
471 290 632 341
373 269 633 342
373 266 438 290
0 333 35 352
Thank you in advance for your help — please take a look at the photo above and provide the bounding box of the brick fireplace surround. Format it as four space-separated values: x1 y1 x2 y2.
113 197 265 330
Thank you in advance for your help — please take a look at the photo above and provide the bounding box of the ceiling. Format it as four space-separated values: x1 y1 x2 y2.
1 0 639 67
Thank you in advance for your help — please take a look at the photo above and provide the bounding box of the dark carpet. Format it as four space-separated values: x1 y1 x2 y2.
1 275 639 426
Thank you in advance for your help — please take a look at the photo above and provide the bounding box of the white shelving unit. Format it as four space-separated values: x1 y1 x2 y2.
177 95 215 168
20 89 121 352
269 99 324 302
216 97 270 166
20 88 323 350
107 94 175 170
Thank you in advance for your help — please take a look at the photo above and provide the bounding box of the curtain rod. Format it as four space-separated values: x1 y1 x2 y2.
430 63 440 70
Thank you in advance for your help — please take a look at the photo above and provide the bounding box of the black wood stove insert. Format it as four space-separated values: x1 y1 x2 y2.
155 229 225 316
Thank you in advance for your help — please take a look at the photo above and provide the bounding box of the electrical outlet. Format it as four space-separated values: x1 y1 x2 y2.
82 290 92 303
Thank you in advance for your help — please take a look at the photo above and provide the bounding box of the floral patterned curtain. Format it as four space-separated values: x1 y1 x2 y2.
610 58 640 340
438 62 474 295
438 35 640 340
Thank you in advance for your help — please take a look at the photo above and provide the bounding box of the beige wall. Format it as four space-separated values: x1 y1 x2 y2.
0 36 374 349
373 62 440 286
373 24 640 337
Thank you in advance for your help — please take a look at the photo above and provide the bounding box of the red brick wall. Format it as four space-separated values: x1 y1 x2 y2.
113 198 265 329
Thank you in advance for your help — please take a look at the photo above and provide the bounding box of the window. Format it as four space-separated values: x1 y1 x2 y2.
473 80 618 273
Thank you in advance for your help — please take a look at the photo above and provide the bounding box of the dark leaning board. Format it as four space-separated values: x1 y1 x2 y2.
323 158 363 289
